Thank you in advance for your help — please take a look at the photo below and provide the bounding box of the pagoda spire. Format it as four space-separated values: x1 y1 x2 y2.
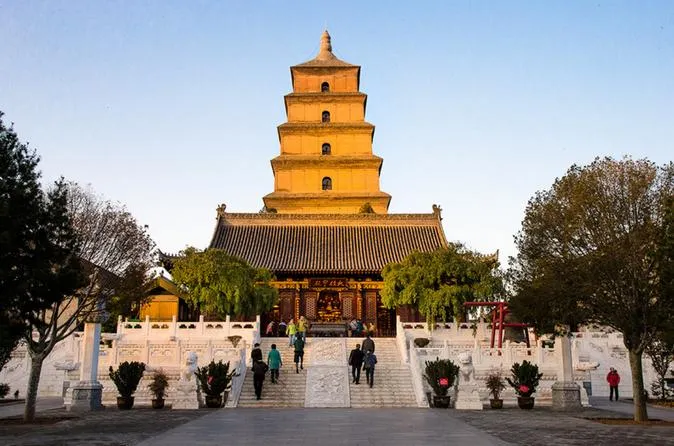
316 30 336 61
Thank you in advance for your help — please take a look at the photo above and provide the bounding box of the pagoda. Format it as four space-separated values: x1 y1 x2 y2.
207 31 448 335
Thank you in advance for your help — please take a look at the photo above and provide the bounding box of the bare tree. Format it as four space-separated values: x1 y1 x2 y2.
23 183 154 421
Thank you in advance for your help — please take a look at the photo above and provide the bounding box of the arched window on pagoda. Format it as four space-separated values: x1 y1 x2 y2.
322 111 330 123
322 143 331 155
321 82 330 92
322 177 332 191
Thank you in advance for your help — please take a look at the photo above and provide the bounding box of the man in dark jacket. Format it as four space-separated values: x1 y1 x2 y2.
348 344 365 384
252 359 269 400
294 334 305 373
363 351 378 388
361 333 375 355
251 343 263 371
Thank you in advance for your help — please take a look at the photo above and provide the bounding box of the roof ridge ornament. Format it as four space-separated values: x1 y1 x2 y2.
432 204 443 220
216 203 227 219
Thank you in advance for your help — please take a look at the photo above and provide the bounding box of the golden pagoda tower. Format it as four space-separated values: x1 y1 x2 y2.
263 31 391 214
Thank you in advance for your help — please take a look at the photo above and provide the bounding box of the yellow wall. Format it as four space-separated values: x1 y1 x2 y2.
140 294 179 321
286 101 365 123
292 68 360 93
280 133 372 156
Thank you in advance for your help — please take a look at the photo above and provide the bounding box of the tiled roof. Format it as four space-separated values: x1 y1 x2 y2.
209 213 447 274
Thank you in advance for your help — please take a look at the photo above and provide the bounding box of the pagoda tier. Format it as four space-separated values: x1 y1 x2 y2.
263 31 391 214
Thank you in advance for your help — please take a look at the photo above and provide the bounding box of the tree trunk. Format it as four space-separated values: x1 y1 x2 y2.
24 354 45 422
628 349 648 422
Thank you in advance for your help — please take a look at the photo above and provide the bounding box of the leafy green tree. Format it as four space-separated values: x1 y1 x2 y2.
0 113 85 420
646 330 674 401
381 244 503 326
509 157 674 422
171 247 278 319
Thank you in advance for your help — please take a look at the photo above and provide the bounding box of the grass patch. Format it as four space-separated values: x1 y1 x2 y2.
0 415 77 425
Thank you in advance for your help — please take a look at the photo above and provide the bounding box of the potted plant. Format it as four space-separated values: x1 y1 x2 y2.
147 369 169 409
506 360 543 409
424 357 460 408
485 370 506 409
109 361 146 409
195 360 236 408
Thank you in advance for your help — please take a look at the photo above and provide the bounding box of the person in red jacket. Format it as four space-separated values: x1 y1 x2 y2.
606 367 621 401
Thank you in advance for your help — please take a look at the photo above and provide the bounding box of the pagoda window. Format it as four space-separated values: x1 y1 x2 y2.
321 82 330 92
322 111 330 123
322 177 332 190
322 143 331 155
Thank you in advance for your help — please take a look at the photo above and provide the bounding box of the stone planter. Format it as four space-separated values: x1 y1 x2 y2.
205 394 223 408
489 398 503 409
432 395 451 408
116 396 134 410
151 398 165 409
517 396 535 410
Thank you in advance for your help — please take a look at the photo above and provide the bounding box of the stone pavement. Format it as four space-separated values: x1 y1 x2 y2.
0 397 64 419
589 396 674 421
138 408 509 446
451 405 674 446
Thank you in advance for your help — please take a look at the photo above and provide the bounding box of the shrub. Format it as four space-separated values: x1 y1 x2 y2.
195 360 235 397
485 370 506 399
414 338 430 348
147 370 169 399
109 361 146 398
424 357 460 397
0 383 9 399
506 360 543 397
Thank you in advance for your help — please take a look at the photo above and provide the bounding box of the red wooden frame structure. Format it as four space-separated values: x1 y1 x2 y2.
463 301 530 348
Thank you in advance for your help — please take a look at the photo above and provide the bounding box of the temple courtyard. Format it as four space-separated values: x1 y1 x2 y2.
1 397 673 446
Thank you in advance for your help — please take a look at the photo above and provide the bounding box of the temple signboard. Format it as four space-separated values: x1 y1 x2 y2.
308 278 349 289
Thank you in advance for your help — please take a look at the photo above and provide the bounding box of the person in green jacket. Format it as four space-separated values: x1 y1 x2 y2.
267 344 282 384
287 319 297 347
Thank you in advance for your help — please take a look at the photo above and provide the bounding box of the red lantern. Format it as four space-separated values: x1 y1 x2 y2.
439 377 449 387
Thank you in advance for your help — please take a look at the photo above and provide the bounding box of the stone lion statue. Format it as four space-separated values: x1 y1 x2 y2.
181 351 199 382
458 351 474 384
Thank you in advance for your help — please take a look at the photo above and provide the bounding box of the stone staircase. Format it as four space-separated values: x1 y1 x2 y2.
237 337 416 408
346 338 416 408
237 338 309 407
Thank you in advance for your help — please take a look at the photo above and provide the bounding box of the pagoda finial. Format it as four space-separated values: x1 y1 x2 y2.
316 30 335 60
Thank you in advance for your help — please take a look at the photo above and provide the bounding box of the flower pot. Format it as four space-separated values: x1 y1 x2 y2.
116 396 134 410
489 398 503 409
517 396 535 410
432 395 451 408
205 394 223 408
151 398 165 409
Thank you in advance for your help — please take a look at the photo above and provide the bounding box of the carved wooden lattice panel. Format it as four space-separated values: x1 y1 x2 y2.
305 292 317 319
366 292 377 322
342 292 353 319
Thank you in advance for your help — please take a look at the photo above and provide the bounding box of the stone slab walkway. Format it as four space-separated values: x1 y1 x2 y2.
0 397 64 419
137 408 510 446
589 396 674 421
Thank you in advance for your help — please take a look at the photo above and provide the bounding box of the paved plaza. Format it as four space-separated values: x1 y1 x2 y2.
1 398 673 445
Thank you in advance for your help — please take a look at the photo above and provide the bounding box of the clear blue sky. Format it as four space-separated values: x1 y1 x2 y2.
2 1 673 263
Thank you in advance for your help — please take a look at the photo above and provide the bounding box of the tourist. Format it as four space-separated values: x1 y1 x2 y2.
348 343 365 384
363 351 378 388
288 319 297 346
267 343 282 384
265 320 275 337
278 319 287 337
349 318 358 337
362 332 375 355
294 333 305 373
252 359 269 400
367 322 376 337
251 342 263 370
606 367 621 401
355 319 364 337
298 316 308 337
